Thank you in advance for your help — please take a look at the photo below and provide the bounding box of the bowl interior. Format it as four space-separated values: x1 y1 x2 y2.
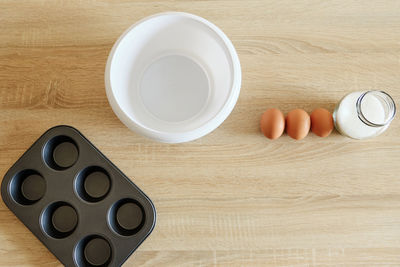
109 13 235 133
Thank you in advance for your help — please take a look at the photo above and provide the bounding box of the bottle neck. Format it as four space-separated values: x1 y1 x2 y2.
356 91 396 127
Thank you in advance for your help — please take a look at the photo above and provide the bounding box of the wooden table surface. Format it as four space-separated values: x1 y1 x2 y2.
1 1 400 266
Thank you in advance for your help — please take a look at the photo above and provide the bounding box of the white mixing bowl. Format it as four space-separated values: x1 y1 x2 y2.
105 12 241 143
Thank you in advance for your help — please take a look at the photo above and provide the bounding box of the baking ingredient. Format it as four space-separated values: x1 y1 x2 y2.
334 91 395 139
310 108 334 137
260 108 285 140
286 109 310 140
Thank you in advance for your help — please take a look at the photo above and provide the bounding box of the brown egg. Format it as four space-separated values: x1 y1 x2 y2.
285 109 310 140
310 108 334 137
260 108 285 140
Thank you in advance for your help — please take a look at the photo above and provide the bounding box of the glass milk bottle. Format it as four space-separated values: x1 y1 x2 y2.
333 91 396 139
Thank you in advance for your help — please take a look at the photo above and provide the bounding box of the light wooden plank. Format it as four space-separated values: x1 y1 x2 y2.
0 0 400 266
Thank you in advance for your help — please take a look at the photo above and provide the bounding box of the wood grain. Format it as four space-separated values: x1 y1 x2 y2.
1 0 400 266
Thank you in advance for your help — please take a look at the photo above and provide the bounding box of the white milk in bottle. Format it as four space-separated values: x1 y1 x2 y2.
333 91 396 139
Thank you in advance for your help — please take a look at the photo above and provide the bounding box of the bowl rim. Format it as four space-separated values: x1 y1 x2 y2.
105 11 241 143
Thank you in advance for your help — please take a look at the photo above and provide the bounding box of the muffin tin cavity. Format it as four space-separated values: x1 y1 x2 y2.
1 126 155 266
75 166 111 202
10 169 46 205
41 201 78 239
43 135 79 170
109 199 145 236
74 235 112 267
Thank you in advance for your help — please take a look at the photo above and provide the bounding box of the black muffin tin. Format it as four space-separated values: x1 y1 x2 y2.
1 126 156 267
